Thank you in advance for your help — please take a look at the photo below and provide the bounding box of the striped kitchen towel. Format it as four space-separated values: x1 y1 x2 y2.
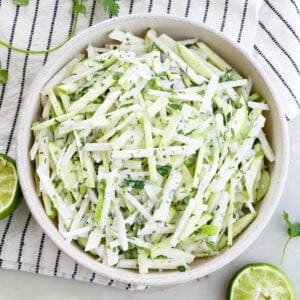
0 0 299 291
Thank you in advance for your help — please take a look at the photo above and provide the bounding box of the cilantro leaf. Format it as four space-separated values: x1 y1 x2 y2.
177 265 186 272
0 62 8 84
184 153 197 168
123 178 145 190
280 211 300 264
13 0 29 6
123 246 137 259
168 103 182 111
97 0 119 16
225 112 232 123
156 164 172 177
230 128 235 138
73 3 87 15
283 211 300 238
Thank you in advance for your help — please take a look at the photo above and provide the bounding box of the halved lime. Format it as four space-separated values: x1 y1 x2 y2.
228 263 296 300
0 153 21 219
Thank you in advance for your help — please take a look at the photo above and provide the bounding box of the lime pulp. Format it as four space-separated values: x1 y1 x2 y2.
228 263 296 300
0 153 21 219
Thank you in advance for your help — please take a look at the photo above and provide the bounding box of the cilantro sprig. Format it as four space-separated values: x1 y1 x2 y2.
280 211 300 264
0 0 120 84
73 0 119 16
98 0 119 16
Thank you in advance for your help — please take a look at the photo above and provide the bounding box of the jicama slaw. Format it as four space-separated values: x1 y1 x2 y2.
31 29 274 274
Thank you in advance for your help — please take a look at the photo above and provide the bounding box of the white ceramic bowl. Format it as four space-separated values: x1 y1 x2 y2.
17 14 289 287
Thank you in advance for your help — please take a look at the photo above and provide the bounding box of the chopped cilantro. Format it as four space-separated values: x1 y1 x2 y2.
180 196 191 206
184 153 197 168
236 102 243 109
168 103 183 111
123 247 137 259
156 164 172 177
113 71 123 81
80 137 86 147
225 112 232 123
230 128 235 138
177 265 186 272
123 178 145 190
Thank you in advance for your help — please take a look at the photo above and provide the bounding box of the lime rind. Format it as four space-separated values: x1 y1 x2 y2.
228 263 296 300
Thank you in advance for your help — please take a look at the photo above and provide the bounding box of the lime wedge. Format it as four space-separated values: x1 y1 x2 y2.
0 153 21 219
228 263 296 300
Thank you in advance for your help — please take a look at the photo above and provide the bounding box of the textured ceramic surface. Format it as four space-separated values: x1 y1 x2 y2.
17 14 289 287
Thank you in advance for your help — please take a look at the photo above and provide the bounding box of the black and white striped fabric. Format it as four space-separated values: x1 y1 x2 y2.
0 0 299 290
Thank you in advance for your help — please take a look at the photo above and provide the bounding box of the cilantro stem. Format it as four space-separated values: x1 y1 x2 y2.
280 237 292 265
0 1 80 55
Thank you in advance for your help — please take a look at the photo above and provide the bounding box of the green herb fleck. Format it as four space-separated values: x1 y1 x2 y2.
180 196 190 206
97 0 120 16
156 164 172 177
236 102 243 109
168 103 183 111
123 246 137 259
123 178 145 190
78 181 87 194
80 137 86 147
198 90 205 96
112 71 123 81
156 71 169 80
177 265 186 272
143 235 152 243
184 153 197 168
230 128 235 138
225 112 232 123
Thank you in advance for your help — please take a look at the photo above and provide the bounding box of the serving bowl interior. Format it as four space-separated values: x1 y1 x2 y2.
17 14 289 287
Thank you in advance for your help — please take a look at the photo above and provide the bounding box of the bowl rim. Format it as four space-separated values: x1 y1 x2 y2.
17 13 289 287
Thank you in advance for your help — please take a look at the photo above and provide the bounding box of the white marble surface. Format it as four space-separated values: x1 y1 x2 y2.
0 117 299 300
